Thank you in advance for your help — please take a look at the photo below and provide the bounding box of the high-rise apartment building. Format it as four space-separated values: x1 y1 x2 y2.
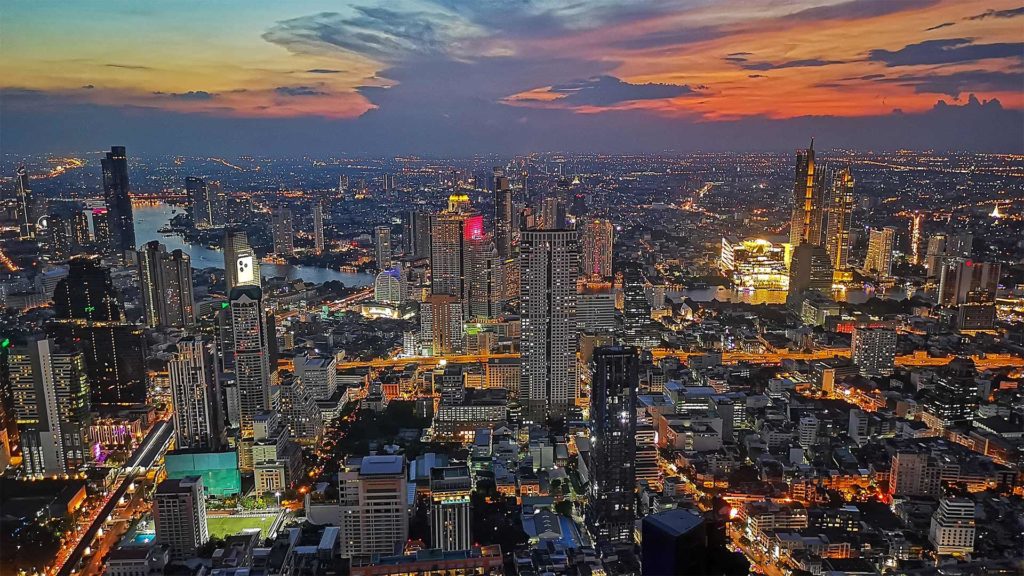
582 218 614 279
375 225 393 270
186 177 214 228
338 455 409 557
823 167 854 278
493 168 513 258
430 196 479 297
154 476 209 561
929 498 976 556
10 337 91 477
586 346 638 543
851 327 897 377
403 209 432 258
864 226 896 279
790 140 823 247
138 241 195 329
293 353 337 400
224 230 261 293
230 286 271 437
420 294 464 356
169 337 222 450
271 205 294 256
520 228 579 419
430 465 472 551
101 146 136 255
938 260 1000 306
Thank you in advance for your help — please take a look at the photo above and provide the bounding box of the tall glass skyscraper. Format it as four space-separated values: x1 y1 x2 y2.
101 146 136 254
789 139 824 247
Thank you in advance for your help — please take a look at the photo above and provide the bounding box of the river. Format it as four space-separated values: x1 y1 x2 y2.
132 202 374 286
671 285 915 305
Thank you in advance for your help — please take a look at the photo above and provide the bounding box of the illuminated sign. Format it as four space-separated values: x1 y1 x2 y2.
236 255 254 283
464 215 484 241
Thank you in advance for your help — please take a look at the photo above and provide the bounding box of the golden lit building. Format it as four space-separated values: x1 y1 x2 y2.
721 237 790 290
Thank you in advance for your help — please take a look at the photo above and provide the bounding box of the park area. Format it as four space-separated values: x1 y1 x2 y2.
206 512 278 539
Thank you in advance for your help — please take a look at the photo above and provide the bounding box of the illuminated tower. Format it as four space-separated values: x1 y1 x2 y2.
137 241 195 329
169 336 222 450
493 167 513 258
271 205 294 256
789 139 824 247
224 230 260 293
864 227 896 280
374 225 393 270
823 167 854 280
520 227 579 420
101 146 136 255
908 212 923 266
430 195 483 318
586 346 638 543
313 201 325 255
582 218 614 279
230 286 270 437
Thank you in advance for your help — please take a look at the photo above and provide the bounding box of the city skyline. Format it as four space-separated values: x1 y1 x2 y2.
2 1 1023 154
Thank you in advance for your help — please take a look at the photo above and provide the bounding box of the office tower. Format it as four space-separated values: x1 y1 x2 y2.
577 282 616 334
864 226 896 279
430 196 477 297
403 209 431 258
888 450 940 497
493 168 513 258
938 260 1000 306
154 476 209 561
375 225 393 270
823 167 854 277
851 327 897 377
91 207 112 251
16 165 39 239
10 337 91 477
641 509 708 576
137 241 195 329
230 286 271 437
540 196 567 230
271 205 294 256
908 212 923 265
312 200 325 255
622 268 651 346
466 235 501 319
582 218 614 279
925 358 979 426
929 498 976 556
790 139 824 246
186 177 213 228
338 455 409 557
224 229 261 293
586 346 638 543
788 243 833 302
101 146 136 255
169 337 222 451
520 228 579 419
430 465 472 551
51 257 146 406
420 294 464 355
293 353 337 400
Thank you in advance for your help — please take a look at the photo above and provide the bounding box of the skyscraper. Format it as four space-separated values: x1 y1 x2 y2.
789 140 824 247
271 205 294 256
137 241 195 329
420 294 464 355
925 233 948 278
929 498 976 556
493 167 513 258
466 234 501 319
823 167 854 279
622 267 651 346
851 327 897 377
540 196 568 230
924 358 979 426
586 346 638 543
864 226 896 279
520 228 579 419
787 243 833 303
10 337 91 477
91 207 112 251
186 177 213 228
375 225 393 270
224 229 261 293
230 286 271 437
641 509 708 576
938 260 1000 306
582 218 614 279
169 337 222 451
338 455 409 557
101 146 136 255
154 476 209 561
313 200 325 255
403 209 432 258
430 465 473 551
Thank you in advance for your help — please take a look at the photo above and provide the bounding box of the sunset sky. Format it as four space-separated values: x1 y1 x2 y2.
2 0 1022 154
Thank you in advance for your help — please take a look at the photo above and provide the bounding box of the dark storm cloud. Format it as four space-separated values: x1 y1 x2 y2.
876 69 1023 97
262 8 455 62
738 58 847 71
274 86 328 97
924 22 955 31
868 38 1024 66
965 6 1024 20
544 75 700 106
153 90 217 100
787 0 940 22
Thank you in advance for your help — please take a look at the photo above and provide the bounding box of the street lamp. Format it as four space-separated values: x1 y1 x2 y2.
274 491 282 508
